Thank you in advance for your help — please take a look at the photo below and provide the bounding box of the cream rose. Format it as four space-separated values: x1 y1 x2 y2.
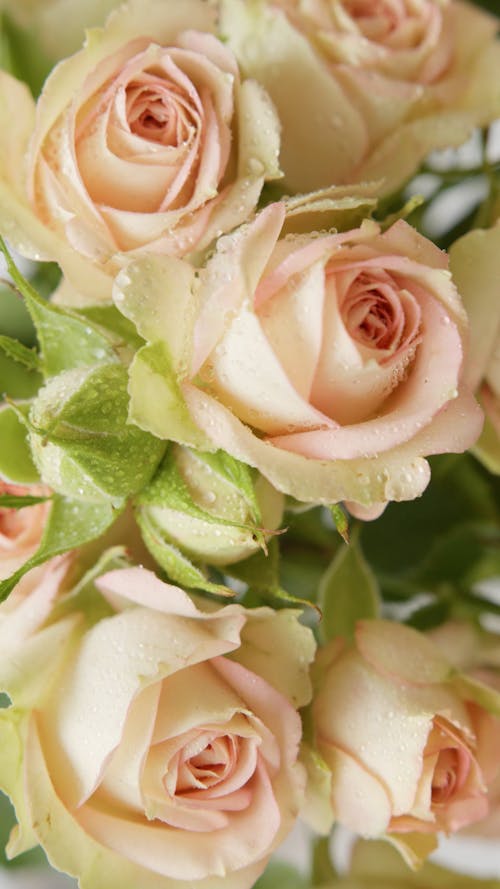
220 0 500 195
429 620 500 841
115 204 481 514
310 620 500 864
449 223 500 474
0 0 281 302
0 566 315 889
0 482 50 580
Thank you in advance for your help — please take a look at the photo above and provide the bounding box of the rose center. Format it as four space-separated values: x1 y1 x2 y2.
176 735 237 793
431 748 460 803
341 272 404 352
343 0 406 38
126 79 192 146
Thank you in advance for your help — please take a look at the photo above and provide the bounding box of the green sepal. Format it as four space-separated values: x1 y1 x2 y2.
128 340 210 448
319 534 380 642
197 450 262 524
0 238 117 377
0 496 120 602
138 448 265 542
136 508 234 597
0 405 39 483
0 336 39 372
29 363 166 502
0 493 50 509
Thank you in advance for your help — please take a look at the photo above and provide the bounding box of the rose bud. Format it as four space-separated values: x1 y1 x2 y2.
136 444 284 568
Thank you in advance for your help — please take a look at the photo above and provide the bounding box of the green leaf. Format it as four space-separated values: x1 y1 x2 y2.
128 340 210 448
29 363 166 502
0 238 117 377
254 862 308 889
0 405 39 483
136 508 234 597
0 496 119 602
0 493 50 508
0 335 39 371
319 535 380 641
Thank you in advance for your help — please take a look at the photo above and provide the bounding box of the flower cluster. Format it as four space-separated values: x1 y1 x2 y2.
0 0 499 887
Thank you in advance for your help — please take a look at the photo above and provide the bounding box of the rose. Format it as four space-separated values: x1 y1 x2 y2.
310 620 500 865
0 482 50 580
0 0 281 303
449 223 500 474
1 566 315 889
429 620 500 841
220 0 500 196
275 0 454 81
116 203 482 514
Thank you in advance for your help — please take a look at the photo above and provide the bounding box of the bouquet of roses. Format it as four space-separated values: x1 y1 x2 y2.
0 1 500 887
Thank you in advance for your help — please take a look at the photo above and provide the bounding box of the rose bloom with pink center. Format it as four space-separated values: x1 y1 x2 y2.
0 0 281 303
0 567 316 889
219 0 500 195
308 620 500 866
116 204 482 515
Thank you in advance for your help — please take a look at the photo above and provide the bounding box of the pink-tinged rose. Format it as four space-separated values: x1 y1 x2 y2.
116 204 481 513
450 223 500 474
2 567 315 889
220 0 500 195
0 482 50 581
310 620 500 865
430 620 500 841
0 0 281 303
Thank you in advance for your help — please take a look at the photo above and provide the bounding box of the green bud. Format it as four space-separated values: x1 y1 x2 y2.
137 444 284 567
29 364 165 505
